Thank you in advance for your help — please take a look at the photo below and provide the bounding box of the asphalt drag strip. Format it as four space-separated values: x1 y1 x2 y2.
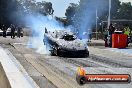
2 42 132 88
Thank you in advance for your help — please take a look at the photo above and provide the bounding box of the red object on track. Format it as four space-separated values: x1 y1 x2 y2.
112 34 127 48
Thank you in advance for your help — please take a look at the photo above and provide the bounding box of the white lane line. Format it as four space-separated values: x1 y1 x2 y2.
13 43 29 46
0 46 39 88
103 48 132 56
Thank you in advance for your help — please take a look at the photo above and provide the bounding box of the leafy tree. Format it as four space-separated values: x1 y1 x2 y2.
0 0 54 27
116 2 132 19
21 0 54 16
45 2 54 15
65 0 121 30
65 3 79 25
0 0 18 27
116 2 132 29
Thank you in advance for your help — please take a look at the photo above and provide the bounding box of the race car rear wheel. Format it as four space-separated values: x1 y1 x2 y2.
51 45 60 56
50 50 56 56
50 47 56 56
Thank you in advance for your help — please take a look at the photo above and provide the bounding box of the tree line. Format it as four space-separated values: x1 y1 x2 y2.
0 0 54 28
0 0 132 32
65 0 132 32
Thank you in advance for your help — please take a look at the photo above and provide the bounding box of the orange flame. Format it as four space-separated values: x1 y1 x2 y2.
77 67 86 76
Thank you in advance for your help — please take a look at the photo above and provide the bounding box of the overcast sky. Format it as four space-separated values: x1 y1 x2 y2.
36 0 132 17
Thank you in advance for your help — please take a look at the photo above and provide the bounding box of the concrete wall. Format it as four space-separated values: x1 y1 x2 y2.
0 63 11 88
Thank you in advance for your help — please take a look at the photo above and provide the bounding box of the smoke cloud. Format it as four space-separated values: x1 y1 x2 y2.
9 0 109 54
24 14 64 54
73 0 108 39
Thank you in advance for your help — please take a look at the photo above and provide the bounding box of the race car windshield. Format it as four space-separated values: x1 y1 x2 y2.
62 34 76 41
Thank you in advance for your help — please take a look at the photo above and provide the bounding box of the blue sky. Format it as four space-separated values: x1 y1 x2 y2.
36 0 132 17
36 0 79 17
